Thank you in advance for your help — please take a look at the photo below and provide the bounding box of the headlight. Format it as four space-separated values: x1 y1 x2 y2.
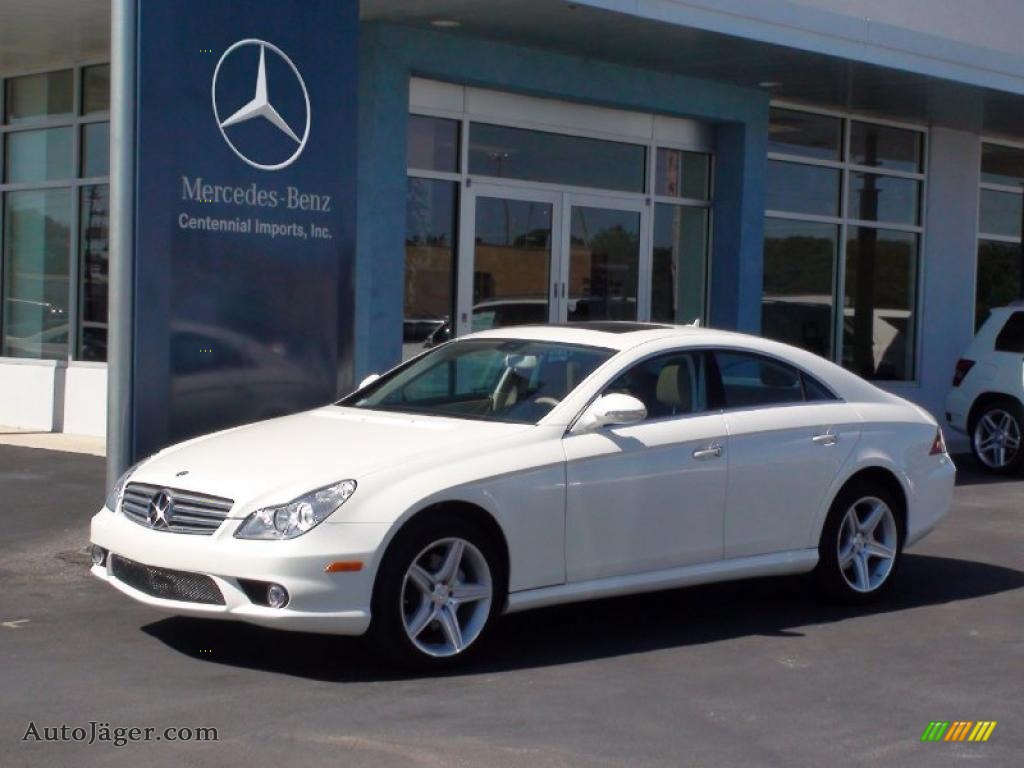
234 480 357 540
104 463 139 512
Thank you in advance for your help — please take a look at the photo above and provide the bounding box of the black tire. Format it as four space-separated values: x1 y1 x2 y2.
814 479 903 604
364 513 506 671
969 397 1024 475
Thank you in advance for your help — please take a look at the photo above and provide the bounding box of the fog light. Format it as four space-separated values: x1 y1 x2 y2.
267 583 289 609
91 545 107 567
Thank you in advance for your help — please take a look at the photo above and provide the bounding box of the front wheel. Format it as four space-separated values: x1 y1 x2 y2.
971 399 1024 474
366 515 504 670
814 481 903 604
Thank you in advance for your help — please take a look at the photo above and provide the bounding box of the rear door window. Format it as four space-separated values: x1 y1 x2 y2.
712 351 834 409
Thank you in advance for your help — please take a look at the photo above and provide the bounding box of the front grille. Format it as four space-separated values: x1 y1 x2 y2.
109 555 225 605
121 483 233 535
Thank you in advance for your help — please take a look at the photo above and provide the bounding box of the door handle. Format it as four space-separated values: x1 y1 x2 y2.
812 431 838 446
692 444 723 460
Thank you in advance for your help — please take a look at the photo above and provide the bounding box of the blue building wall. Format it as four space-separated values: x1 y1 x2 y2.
355 22 769 378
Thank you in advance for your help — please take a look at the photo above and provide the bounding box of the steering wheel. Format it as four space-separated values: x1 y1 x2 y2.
533 397 561 408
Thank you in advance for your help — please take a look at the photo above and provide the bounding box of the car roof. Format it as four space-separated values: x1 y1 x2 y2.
465 321 763 352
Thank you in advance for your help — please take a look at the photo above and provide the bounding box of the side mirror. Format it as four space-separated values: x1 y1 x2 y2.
574 393 647 433
358 373 381 389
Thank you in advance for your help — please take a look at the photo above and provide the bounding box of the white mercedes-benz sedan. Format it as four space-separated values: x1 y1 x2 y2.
90 323 955 668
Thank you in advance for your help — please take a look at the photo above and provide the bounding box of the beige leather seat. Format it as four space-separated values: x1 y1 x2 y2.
654 360 695 416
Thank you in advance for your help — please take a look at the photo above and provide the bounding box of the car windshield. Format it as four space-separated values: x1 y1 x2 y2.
341 338 614 423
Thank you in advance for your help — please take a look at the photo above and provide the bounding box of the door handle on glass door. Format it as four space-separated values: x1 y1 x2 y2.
812 431 838 446
692 444 723 460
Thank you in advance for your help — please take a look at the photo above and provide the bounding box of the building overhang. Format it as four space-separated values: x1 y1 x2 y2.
363 0 1024 141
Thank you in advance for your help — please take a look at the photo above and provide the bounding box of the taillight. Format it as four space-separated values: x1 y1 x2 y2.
930 427 948 456
952 358 975 387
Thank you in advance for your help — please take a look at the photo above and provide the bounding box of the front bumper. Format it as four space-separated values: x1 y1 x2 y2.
90 507 390 635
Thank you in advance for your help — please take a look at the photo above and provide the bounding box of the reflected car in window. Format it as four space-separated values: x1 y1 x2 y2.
91 323 954 669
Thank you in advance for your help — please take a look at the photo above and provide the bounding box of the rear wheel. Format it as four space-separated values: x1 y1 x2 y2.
971 398 1024 474
366 515 504 670
814 480 902 603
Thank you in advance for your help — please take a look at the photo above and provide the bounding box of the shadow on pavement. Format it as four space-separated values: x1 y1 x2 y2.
952 454 1023 486
142 552 1024 682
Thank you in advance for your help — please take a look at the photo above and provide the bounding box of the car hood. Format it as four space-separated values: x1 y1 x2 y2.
130 406 532 508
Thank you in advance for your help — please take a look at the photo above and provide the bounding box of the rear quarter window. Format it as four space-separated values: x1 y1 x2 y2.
995 311 1024 353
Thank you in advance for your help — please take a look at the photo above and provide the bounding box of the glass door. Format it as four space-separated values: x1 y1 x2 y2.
559 194 649 323
458 184 562 335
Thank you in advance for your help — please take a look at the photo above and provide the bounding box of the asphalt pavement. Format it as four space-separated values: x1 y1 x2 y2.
1 443 1021 767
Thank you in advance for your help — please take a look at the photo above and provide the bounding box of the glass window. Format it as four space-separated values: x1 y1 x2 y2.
4 70 73 123
407 115 459 173
766 160 840 216
2 188 72 359
995 312 1024 353
82 65 110 114
849 122 922 173
802 373 837 401
975 241 1022 329
978 189 1023 238
472 197 553 331
651 204 708 325
343 339 614 423
713 351 805 408
404 178 457 360
567 206 640 322
605 351 707 419
4 127 74 183
468 123 646 192
656 149 710 200
79 185 109 361
81 122 109 177
768 108 842 160
981 143 1024 188
762 218 837 358
847 172 920 225
843 227 918 381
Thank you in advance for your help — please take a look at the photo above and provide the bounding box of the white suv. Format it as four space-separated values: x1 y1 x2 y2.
945 303 1024 473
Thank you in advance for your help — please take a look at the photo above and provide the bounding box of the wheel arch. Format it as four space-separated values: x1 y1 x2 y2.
967 392 1022 434
373 498 512 605
818 464 909 547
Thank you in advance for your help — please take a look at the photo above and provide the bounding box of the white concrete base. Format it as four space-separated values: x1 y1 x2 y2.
0 358 63 431
0 357 107 439
63 363 108 437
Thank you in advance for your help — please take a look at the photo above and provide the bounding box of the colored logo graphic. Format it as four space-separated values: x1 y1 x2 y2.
211 39 311 171
921 721 997 742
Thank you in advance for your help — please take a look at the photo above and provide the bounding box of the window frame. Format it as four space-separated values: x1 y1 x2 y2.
0 61 111 363
765 101 928 383
405 87 715 344
975 139 1024 330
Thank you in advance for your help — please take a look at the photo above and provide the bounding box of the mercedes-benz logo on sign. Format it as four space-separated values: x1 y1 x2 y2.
211 39 311 171
148 490 173 529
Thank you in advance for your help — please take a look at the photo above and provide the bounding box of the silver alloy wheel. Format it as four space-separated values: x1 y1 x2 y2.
400 537 493 658
836 496 898 593
973 408 1021 469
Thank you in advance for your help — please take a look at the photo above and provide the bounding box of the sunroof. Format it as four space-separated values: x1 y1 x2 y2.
561 322 674 334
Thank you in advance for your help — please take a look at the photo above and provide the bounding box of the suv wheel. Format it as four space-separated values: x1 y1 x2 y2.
971 398 1024 474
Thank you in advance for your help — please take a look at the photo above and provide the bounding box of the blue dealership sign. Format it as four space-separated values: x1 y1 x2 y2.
131 0 357 458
